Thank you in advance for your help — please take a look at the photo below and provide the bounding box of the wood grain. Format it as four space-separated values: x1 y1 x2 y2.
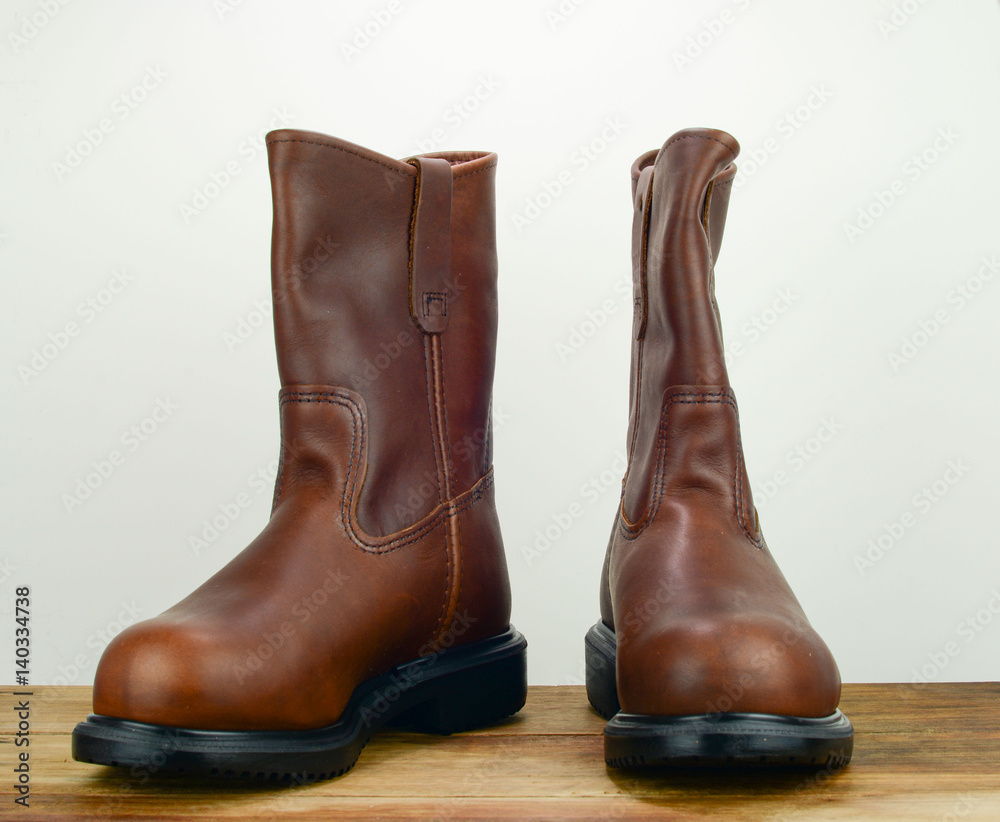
2 683 998 820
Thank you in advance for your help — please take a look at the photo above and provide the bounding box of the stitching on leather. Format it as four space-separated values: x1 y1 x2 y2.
435 339 462 641
434 340 458 500
433 488 452 640
429 337 453 639
277 389 493 554
435 500 464 645
424 292 447 317
422 341 446 502
409 156 458 637
618 390 760 547
266 138 493 184
662 133 737 160
267 139 411 177
733 405 763 548
713 176 735 190
453 160 497 180
454 512 464 624
428 336 461 640
620 390 729 538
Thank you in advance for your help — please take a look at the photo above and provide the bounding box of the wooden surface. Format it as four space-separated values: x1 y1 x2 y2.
2 683 998 820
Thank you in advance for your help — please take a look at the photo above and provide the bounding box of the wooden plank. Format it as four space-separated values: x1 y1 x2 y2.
12 795 1000 822
2 684 998 820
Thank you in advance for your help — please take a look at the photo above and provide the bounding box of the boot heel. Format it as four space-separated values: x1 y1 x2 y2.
390 641 527 735
585 621 620 719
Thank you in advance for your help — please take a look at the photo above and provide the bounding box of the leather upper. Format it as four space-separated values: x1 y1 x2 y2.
92 132 511 731
267 131 499 535
601 128 843 719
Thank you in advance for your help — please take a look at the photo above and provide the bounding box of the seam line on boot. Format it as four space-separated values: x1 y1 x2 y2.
661 133 737 160
618 389 761 548
276 389 491 553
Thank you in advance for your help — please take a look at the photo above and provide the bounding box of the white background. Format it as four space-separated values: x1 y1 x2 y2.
2 0 999 689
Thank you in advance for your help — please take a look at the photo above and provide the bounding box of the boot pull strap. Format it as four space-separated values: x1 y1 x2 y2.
407 156 453 334
632 165 654 341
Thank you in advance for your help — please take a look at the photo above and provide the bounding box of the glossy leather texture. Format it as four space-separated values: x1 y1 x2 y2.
91 131 512 731
599 128 844 719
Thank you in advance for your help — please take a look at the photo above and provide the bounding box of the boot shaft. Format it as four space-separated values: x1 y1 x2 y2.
628 129 739 394
623 129 749 527
266 131 499 536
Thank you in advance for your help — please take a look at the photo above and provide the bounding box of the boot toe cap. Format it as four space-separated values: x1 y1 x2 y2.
617 612 842 718
92 618 236 729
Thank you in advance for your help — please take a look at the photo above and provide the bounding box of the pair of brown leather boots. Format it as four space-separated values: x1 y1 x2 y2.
72 127 853 780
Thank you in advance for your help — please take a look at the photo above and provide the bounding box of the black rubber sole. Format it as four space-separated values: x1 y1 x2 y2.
585 620 854 769
72 627 527 782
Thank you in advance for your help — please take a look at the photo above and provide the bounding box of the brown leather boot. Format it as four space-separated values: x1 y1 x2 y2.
72 130 526 780
585 128 853 768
